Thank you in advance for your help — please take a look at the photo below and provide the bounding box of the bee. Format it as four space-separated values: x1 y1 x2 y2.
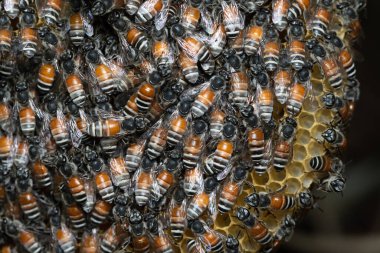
183 120 208 169
298 190 314 209
244 22 264 56
0 55 15 78
109 156 130 192
147 219 174 253
129 209 151 252
90 199 112 225
50 113 71 149
85 49 117 95
169 187 187 240
19 107 36 137
286 82 307 117
208 25 227 57
245 190 296 211
321 128 347 149
136 83 155 113
101 223 129 253
42 0 63 25
152 33 173 75
167 114 188 147
181 4 201 31
287 0 311 20
55 225 76 253
0 23 12 56
347 18 361 41
230 71 249 108
37 63 56 95
218 166 247 214
125 142 145 172
263 25 280 72
309 155 344 174
205 139 234 175
32 161 52 188
69 12 86 46
178 52 199 84
288 20 306 71
247 128 265 163
319 174 346 192
134 158 154 206
191 220 224 253
236 207 273 245
209 109 225 139
274 215 296 243
91 0 126 16
146 127 167 159
272 0 290 31
257 73 274 123
192 76 225 118
221 0 244 39
226 235 240 253
151 159 178 200
65 73 86 107
0 103 11 131
3 0 20 19
274 68 292 105
18 229 44 253
81 229 99 253
136 0 163 23
94 171 115 203
231 31 244 55
184 167 203 197
65 203 86 230
0 135 12 160
186 239 206 253
273 140 292 171
19 191 41 221
20 26 38 58
311 1 332 38
124 94 139 117
187 177 218 220
67 176 87 205
126 0 142 15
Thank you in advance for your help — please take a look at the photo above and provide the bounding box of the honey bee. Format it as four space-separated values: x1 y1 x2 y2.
217 166 247 213
178 52 199 84
0 20 12 55
146 127 167 159
109 156 130 193
244 22 264 56
274 68 292 105
55 224 77 253
0 103 10 132
19 8 38 57
192 76 225 118
124 94 139 118
321 128 347 149
90 199 112 225
167 113 188 147
209 109 225 139
187 177 218 220
184 166 203 197
65 202 86 230
147 219 174 253
257 73 274 123
205 139 234 175
226 234 240 253
3 0 20 19
309 155 344 174
319 174 346 193
274 215 296 243
125 142 145 172
85 49 117 95
136 83 155 113
191 220 224 253
37 62 56 95
245 190 296 211
181 4 201 31
68 12 88 46
287 0 311 20
208 25 227 57
272 0 290 31
0 135 12 160
129 209 151 252
151 158 178 200
32 160 52 188
94 171 115 203
183 120 207 170
19 191 41 221
221 0 244 39
126 0 142 15
236 207 273 246
19 107 36 137
42 0 63 25
136 0 163 23
273 140 292 171
230 71 249 108
248 127 265 164
311 1 332 38
298 190 314 209
18 229 44 253
231 30 244 55
263 25 280 72
86 118 134 138
101 223 129 253
186 239 206 253
286 82 307 117
91 0 126 16
80 229 99 253
134 158 154 206
152 30 173 76
169 187 187 240
67 175 88 206
288 20 306 71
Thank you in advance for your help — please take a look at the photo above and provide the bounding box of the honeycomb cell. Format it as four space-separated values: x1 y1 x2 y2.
285 178 302 194
267 182 282 192
262 213 279 230
315 109 333 124
269 167 287 182
298 113 315 129
215 213 232 228
311 80 324 96
307 140 325 156
252 172 269 186
301 174 315 188
286 162 304 177
293 145 307 161
311 124 327 140
302 98 319 113
296 129 310 145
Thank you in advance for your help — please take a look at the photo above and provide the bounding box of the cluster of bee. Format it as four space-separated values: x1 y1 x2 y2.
0 0 365 252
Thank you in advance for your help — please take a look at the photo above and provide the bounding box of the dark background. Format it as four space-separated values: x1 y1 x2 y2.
282 1 380 252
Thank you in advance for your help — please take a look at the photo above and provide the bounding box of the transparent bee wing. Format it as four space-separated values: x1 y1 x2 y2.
67 115 83 148
221 0 244 30
200 9 218 35
216 163 233 181
81 9 94 37
154 0 170 31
